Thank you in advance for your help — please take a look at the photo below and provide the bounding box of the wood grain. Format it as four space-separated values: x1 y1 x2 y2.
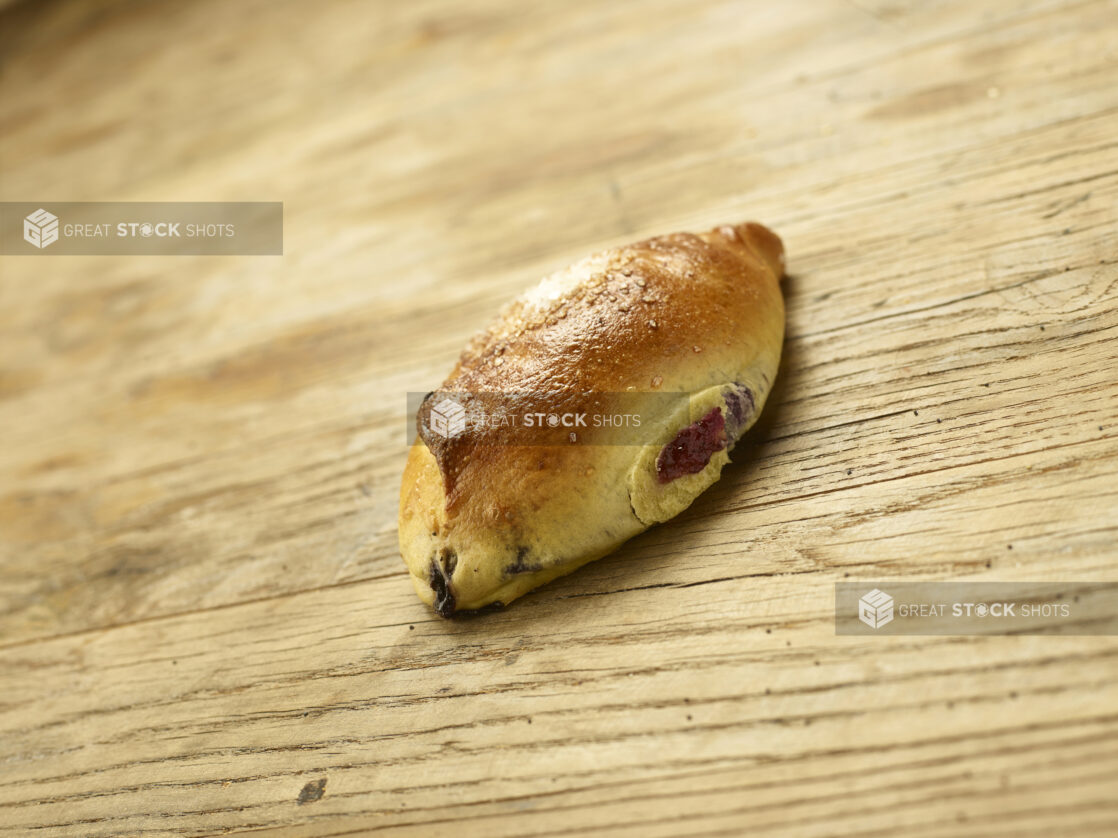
1 0 1116 835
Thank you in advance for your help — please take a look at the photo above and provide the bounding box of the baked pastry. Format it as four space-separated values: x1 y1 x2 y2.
399 222 785 616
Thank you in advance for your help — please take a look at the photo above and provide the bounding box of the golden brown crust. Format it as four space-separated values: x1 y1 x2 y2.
399 222 785 616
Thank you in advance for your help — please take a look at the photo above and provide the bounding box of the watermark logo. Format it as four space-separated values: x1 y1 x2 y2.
2 202 282 254
858 588 894 629
23 208 59 249
836 582 1117 635
408 389 699 447
429 397 467 439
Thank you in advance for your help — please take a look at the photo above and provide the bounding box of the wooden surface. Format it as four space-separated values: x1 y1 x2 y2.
2 0 1117 835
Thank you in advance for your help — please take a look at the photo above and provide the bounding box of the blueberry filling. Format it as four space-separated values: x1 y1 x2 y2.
429 549 457 616
723 383 755 434
656 407 727 483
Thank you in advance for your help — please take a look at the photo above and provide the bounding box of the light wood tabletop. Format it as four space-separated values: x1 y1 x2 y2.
1 0 1116 835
